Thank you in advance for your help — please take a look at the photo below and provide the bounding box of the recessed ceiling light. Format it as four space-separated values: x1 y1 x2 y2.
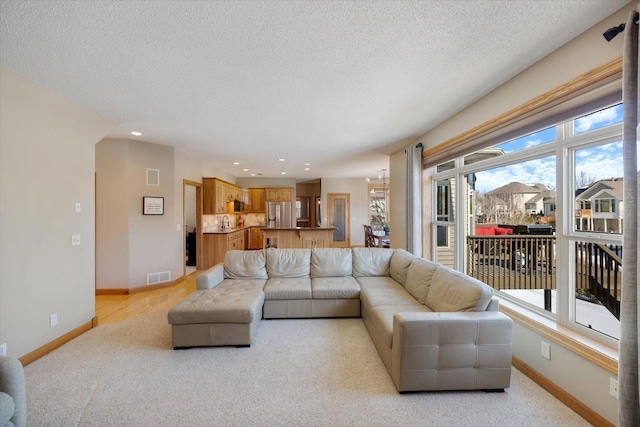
243 168 249 172
130 131 142 136
281 172 287 175
304 163 310 166
250 173 256 177
233 162 240 165
304 168 310 171
278 158 285 162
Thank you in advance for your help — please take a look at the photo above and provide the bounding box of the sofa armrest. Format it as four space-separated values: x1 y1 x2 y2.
196 263 225 290
391 311 513 392
0 356 26 427
486 297 499 311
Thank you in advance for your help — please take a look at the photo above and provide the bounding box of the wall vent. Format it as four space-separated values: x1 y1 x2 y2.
146 168 160 186
147 271 171 285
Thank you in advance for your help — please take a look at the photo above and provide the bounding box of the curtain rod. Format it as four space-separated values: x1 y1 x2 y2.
603 11 639 42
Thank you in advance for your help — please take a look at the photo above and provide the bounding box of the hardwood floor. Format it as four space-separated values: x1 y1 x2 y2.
95 270 199 325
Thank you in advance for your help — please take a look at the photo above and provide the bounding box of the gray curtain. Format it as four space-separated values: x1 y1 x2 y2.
405 143 423 256
620 8 640 426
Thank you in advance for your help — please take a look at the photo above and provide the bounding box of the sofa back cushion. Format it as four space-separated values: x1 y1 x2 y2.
425 266 493 312
404 258 439 304
352 248 394 277
266 248 311 278
224 250 267 279
310 248 352 278
390 249 417 286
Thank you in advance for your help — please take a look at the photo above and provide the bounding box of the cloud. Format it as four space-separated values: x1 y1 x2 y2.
475 156 556 193
574 105 622 133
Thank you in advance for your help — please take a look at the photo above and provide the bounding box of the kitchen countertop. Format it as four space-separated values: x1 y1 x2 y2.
203 227 258 234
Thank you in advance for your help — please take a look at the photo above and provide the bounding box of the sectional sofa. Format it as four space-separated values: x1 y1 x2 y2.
168 247 513 392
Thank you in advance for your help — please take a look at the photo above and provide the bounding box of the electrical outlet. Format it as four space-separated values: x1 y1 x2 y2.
610 378 618 399
0 343 6 356
177 224 181 231
71 234 81 246
541 341 551 360
50 313 58 328
74 202 81 213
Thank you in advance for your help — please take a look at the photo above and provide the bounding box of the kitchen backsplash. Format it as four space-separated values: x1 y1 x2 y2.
202 213 265 232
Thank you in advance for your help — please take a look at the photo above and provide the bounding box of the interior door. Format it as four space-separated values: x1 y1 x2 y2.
327 193 350 248
183 180 202 277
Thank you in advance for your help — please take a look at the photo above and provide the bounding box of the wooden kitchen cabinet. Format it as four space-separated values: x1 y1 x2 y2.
246 188 266 213
248 227 264 249
266 187 293 202
300 229 331 248
203 178 243 214
202 230 245 269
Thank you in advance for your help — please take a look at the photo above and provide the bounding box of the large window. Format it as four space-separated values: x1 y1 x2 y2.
430 103 623 345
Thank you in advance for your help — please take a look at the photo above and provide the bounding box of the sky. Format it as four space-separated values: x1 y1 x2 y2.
474 104 623 194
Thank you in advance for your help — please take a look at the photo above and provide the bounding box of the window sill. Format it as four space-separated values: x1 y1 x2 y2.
498 297 619 374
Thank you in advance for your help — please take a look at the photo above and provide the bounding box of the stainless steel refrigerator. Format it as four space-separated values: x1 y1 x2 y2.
266 201 294 228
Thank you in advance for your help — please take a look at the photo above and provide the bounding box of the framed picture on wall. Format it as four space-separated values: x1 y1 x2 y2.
143 196 164 215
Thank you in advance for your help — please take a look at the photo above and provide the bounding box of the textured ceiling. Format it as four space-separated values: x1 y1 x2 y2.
0 1 629 181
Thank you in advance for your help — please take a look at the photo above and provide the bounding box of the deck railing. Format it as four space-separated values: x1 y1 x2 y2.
575 242 621 320
466 235 556 290
466 234 622 318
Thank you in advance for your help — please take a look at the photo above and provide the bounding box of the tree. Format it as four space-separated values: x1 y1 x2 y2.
575 170 597 189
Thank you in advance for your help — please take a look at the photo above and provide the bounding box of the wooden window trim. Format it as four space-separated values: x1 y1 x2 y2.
423 57 622 166
499 298 619 374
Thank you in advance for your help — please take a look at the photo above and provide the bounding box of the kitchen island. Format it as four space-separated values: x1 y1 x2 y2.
261 227 336 249
202 228 246 270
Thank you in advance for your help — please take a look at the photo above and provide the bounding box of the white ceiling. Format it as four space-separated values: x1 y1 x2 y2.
0 1 629 181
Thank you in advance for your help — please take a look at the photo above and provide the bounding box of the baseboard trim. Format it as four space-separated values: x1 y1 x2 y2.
19 317 97 366
96 277 183 296
129 279 181 294
512 356 614 427
95 288 129 295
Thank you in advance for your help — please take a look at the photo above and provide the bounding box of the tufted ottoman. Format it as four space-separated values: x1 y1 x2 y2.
168 280 265 348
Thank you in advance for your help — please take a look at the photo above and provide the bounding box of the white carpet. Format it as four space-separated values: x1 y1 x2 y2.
25 311 589 426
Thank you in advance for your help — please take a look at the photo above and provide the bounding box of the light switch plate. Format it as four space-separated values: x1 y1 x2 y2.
541 341 551 360
75 202 81 213
71 235 81 246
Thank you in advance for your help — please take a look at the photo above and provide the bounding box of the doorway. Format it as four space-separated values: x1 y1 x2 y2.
327 193 350 247
183 180 202 278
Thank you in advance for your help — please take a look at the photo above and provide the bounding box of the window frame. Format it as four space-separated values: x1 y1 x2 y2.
430 105 623 351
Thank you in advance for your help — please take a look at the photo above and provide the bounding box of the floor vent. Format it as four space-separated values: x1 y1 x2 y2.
147 271 171 285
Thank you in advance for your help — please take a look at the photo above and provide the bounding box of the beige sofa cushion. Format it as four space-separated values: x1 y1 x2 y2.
356 276 403 291
425 267 494 312
224 250 267 279
390 249 417 286
360 288 419 311
404 258 438 305
311 277 360 299
264 278 312 299
310 248 352 278
266 248 311 278
168 282 264 325
352 248 394 277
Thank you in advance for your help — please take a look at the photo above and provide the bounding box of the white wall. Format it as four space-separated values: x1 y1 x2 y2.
96 139 177 290
405 4 635 424
0 68 115 358
236 177 297 190
389 149 407 250
418 4 631 152
95 140 130 289
320 178 369 247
